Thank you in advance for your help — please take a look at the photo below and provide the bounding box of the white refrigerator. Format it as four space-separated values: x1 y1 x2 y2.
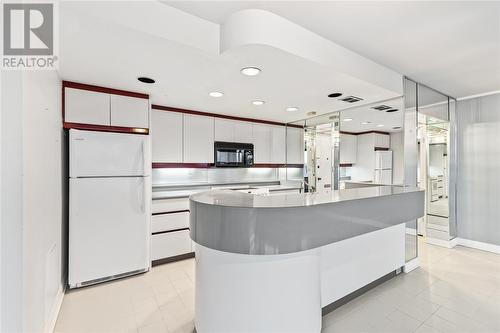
69 129 151 288
374 151 393 185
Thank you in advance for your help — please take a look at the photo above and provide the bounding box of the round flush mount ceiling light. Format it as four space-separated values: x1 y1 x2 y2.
286 107 299 112
241 67 261 76
386 109 399 113
343 118 353 122
361 121 372 125
137 76 155 84
377 124 385 127
209 91 224 98
252 100 265 106
328 92 342 98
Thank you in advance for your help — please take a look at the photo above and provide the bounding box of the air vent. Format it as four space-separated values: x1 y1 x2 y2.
371 105 392 111
340 96 363 103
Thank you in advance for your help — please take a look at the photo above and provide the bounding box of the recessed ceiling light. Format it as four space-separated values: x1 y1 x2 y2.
209 91 224 98
286 107 299 112
307 111 317 116
241 67 261 76
328 92 343 98
377 124 385 127
343 118 353 122
386 109 399 113
252 100 265 106
361 121 372 125
137 77 155 84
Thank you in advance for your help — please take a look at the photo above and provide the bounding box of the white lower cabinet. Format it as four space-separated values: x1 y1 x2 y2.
151 197 193 264
152 211 189 233
151 230 192 261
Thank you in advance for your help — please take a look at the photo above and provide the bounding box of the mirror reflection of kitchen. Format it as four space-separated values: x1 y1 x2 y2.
292 97 404 193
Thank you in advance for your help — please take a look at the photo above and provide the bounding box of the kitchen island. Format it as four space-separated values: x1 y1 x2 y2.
190 186 424 332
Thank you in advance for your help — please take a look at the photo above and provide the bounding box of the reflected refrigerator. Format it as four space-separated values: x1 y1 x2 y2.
68 129 151 288
374 151 393 185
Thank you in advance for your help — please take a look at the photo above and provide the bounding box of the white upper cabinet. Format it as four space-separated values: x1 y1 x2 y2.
233 121 253 143
65 88 110 126
110 95 149 128
286 127 304 165
214 118 234 142
270 125 286 164
252 124 271 163
151 110 183 163
340 134 357 164
183 114 214 163
374 133 390 148
214 118 253 143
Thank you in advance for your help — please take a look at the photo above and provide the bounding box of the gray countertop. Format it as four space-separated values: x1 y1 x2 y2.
190 185 420 208
189 186 425 255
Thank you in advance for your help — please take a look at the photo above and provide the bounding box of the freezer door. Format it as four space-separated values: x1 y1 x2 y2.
70 129 149 177
375 151 393 170
69 177 150 287
375 169 393 185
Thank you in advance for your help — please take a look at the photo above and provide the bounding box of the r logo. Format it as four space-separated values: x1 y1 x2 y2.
3 3 53 56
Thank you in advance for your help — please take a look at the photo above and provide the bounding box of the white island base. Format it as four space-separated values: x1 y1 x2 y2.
194 223 405 332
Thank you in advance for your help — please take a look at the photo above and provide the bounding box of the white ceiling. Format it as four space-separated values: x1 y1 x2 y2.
294 98 404 133
59 2 400 124
165 1 500 98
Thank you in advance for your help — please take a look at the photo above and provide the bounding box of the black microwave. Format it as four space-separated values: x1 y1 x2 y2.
214 141 254 167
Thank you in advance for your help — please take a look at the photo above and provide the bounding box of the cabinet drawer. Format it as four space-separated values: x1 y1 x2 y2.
152 197 189 213
151 230 192 261
152 211 189 233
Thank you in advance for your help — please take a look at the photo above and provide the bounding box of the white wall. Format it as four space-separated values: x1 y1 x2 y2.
456 93 500 246
1 71 64 332
390 132 404 185
1 71 24 332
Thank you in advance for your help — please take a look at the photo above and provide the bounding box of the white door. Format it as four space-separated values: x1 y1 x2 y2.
183 114 214 163
69 177 150 286
233 121 253 143
214 118 234 142
375 169 392 184
151 110 183 162
65 88 110 126
253 124 271 163
375 151 393 170
271 126 286 164
286 127 304 164
70 129 148 177
110 95 149 128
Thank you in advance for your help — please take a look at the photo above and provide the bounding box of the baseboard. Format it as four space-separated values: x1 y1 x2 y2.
456 238 500 254
425 237 456 248
403 257 419 273
45 284 65 333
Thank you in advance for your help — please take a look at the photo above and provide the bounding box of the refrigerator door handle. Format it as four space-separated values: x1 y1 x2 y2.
138 177 145 213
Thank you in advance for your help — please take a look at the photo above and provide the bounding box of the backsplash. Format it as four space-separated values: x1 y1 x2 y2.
152 167 303 186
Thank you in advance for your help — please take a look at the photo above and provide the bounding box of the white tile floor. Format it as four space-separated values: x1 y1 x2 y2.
55 239 500 333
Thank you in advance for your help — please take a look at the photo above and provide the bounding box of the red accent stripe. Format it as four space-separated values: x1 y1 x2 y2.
152 104 304 129
339 163 353 167
63 122 149 135
62 80 149 99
